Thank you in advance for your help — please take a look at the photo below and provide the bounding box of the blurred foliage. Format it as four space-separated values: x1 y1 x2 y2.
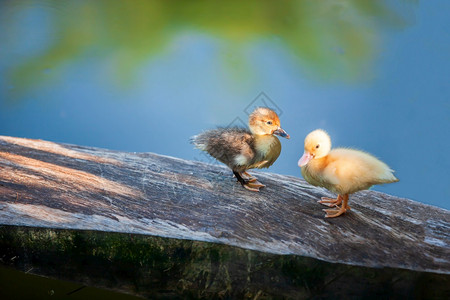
2 0 415 91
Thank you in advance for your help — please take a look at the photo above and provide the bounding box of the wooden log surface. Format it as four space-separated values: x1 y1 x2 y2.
0 135 449 298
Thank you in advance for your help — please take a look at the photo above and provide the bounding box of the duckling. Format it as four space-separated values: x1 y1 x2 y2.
192 107 290 191
298 129 398 218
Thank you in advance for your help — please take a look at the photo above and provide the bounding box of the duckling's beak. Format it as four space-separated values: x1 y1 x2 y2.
298 151 313 167
273 127 290 139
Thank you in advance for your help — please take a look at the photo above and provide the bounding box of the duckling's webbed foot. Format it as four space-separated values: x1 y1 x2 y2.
322 195 350 218
246 180 265 189
233 171 264 192
318 195 343 207
242 171 258 182
323 207 347 218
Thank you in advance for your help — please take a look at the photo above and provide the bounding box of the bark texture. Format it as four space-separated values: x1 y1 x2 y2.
0 136 449 298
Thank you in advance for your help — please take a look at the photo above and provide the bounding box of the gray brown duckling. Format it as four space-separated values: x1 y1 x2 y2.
192 107 290 191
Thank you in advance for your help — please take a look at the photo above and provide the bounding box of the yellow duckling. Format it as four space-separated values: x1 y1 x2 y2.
192 107 290 191
298 129 398 218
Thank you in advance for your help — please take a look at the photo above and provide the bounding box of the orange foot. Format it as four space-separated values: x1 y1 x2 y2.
322 195 350 218
243 180 265 192
318 195 343 207
242 171 258 182
234 171 265 192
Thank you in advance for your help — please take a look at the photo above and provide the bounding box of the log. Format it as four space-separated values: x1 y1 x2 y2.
0 135 449 299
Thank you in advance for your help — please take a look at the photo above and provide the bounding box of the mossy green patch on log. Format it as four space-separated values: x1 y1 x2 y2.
1 226 449 299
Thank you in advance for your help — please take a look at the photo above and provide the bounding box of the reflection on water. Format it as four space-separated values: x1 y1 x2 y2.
2 0 411 93
0 0 449 217
0 265 141 300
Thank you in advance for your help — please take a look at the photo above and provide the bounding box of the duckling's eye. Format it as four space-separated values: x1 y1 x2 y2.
315 144 320 149
266 121 272 125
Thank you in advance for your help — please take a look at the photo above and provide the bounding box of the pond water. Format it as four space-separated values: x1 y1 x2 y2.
1 0 449 210
0 265 140 300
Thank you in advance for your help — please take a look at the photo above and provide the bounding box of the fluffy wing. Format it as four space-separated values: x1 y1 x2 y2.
192 128 255 170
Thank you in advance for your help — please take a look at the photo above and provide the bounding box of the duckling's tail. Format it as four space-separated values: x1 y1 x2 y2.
190 134 207 151
380 168 399 184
